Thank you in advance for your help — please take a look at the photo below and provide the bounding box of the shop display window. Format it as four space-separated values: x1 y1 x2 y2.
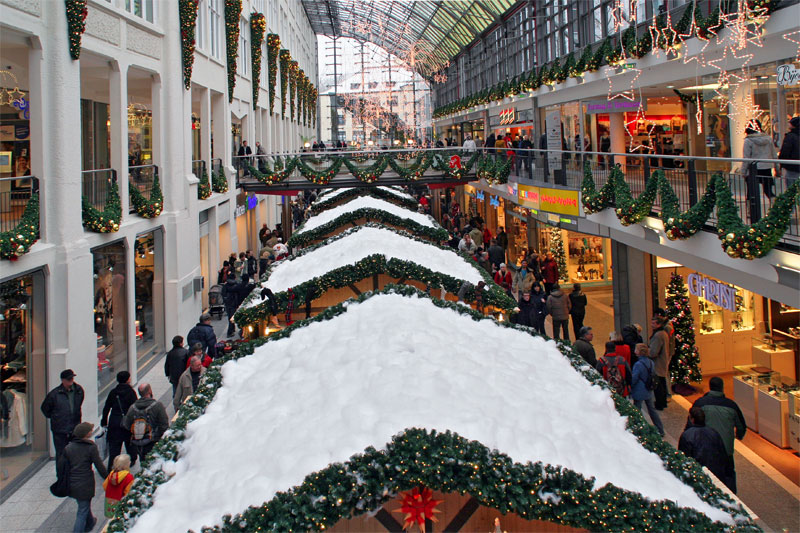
134 231 163 371
731 289 756 332
790 390 800 418
93 241 128 408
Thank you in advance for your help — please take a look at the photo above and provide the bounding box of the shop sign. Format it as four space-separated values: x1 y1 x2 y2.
518 184 539 209
499 108 516 125
476 190 485 200
776 64 800 86
687 273 736 311
235 193 258 217
489 195 500 207
585 100 645 114
545 108 562 170
539 187 580 217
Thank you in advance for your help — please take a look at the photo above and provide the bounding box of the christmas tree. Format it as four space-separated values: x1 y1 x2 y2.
666 272 702 386
549 227 568 281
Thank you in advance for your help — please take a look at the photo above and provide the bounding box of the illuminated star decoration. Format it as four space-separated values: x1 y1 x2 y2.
659 11 681 59
728 91 765 133
392 487 442 532
783 30 800 61
716 0 767 52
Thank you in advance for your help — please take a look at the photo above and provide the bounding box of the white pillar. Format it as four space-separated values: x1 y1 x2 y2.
151 73 163 169
200 86 212 173
728 80 750 162
109 60 129 215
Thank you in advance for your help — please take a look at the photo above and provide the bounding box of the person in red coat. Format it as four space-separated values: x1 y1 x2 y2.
540 252 559 294
610 331 631 365
482 224 492 250
185 343 213 368
494 263 513 294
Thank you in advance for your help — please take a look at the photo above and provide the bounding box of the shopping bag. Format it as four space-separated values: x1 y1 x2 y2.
95 427 108 458
50 455 70 498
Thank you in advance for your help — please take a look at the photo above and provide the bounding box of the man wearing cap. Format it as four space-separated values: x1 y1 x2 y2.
61 422 107 532
41 369 84 459
187 313 217 358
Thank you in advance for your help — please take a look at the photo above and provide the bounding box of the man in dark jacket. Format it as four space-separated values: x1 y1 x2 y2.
513 292 535 327
545 283 571 341
679 407 729 487
573 326 597 366
621 323 644 366
164 335 189 396
222 277 242 337
540 252 559 294
487 239 505 269
122 383 169 465
568 283 588 340
779 116 799 184
100 370 138 471
246 250 257 277
187 314 217 357
41 369 84 460
690 377 746 493
61 422 107 533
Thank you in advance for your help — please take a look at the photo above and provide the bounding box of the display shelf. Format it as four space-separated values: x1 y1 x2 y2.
790 391 800 453
733 365 780 431
758 384 791 448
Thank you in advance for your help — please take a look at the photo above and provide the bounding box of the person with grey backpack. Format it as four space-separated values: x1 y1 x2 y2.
630 343 664 436
122 383 168 466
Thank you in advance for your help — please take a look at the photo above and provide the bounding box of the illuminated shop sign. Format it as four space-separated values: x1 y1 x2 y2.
476 190 485 200
687 273 736 311
489 195 500 207
499 108 516 125
585 100 645 114
776 64 800 86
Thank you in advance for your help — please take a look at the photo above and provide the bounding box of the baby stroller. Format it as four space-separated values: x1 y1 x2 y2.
208 284 225 319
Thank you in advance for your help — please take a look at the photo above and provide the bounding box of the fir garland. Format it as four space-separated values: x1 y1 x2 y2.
476 155 511 185
343 157 390 183
249 13 266 109
248 159 298 185
178 0 200 90
65 0 88 60
212 166 228 193
431 152 481 179
310 188 419 215
224 0 242 103
197 167 212 200
129 173 163 218
82 181 122 233
108 286 756 533
266 34 281 115
665 272 703 386
279 50 290 118
289 60 299 122
387 152 433 180
296 157 343 185
0 193 39 261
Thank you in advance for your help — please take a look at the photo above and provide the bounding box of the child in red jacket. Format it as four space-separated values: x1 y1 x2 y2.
103 454 134 518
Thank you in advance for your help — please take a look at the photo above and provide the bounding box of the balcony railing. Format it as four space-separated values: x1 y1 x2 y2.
0 176 39 233
192 159 206 180
128 164 159 214
81 169 117 210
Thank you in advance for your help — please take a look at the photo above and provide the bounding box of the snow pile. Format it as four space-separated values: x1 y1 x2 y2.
242 226 482 307
297 196 435 234
314 186 415 204
131 294 733 533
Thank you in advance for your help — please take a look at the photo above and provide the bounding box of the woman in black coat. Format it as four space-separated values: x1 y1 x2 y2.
530 283 548 335
61 422 108 532
101 371 138 471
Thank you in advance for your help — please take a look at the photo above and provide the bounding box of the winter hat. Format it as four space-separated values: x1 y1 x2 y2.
73 422 94 440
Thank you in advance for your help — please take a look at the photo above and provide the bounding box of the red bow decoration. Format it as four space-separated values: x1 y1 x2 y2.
448 155 462 169
392 487 442 532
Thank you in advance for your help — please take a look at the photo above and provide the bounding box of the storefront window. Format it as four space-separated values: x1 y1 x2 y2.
505 204 531 266
134 231 163 371
0 89 30 179
539 227 612 286
128 103 153 166
93 241 128 407
1 271 47 493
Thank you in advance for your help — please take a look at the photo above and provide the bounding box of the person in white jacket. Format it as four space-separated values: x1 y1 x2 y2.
462 135 477 152
742 119 778 198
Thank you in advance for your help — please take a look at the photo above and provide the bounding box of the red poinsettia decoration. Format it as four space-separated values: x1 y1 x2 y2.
392 487 442 532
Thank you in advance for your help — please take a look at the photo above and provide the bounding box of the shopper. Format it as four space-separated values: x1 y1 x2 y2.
103 454 134 519
173 356 206 412
779 116 800 185
540 252 559 294
609 331 632 365
100 371 137 472
469 225 483 249
496 226 508 257
568 283 587 339
487 238 505 269
186 314 217 358
462 135 477 152
690 377 746 493
654 307 676 399
164 336 189 396
573 326 597 366
61 422 107 533
679 406 730 487
222 276 243 337
122 383 169 466
512 260 536 300
513 291 534 327
649 315 671 410
630 344 664 436
494 263 513 295
485 134 496 155
742 119 777 198
596 341 632 397
545 283 571 341
458 232 477 254
41 369 84 460
481 224 492 251
621 323 644 367
529 284 548 335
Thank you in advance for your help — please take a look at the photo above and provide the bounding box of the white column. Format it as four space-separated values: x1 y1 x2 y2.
109 60 129 216
211 91 227 164
151 73 163 170
200 87 212 172
728 80 750 162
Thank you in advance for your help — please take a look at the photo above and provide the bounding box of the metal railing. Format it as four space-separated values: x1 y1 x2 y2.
211 158 222 175
81 169 117 210
191 159 206 180
128 164 159 214
0 176 39 233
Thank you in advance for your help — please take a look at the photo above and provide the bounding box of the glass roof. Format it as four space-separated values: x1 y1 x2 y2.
301 0 516 77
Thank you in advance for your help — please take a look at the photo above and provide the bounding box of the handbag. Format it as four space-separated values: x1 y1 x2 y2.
95 427 108 458
50 454 70 498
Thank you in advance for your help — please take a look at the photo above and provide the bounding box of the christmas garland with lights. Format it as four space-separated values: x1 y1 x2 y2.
431 152 481 179
298 73 306 126
310 188 419 215
224 0 242 102
197 167 212 200
266 34 280 115
178 0 200 90
288 60 299 122
82 181 122 233
247 159 298 185
387 152 433 180
311 87 318 127
279 50 290 118
295 157 343 185
129 173 163 219
0 193 39 260
249 13 266 109
343 156 390 183
108 285 756 533
476 155 512 185
212 166 228 193
288 208 448 248
581 162 800 259
65 0 88 60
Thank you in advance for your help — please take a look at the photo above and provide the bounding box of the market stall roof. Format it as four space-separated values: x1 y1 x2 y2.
124 289 746 533
300 0 517 77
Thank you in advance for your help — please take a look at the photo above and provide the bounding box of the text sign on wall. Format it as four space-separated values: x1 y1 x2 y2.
585 100 645 114
499 108 516 125
518 185 539 209
545 108 562 170
687 273 736 311
776 64 800 86
539 187 580 217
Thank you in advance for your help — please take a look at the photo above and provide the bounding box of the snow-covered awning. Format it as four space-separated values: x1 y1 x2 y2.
310 186 420 216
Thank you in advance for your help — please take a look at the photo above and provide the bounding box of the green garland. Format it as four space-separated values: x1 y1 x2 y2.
224 0 242 103
343 157 390 183
266 34 281 115
248 159 298 185
198 167 212 200
288 208 448 248
0 193 39 261
65 0 88 60
296 157 343 185
178 0 200 90
279 50 290 119
82 181 122 233
310 188 419 215
476 155 511 185
212 166 228 193
431 152 481 179
289 60 298 122
387 152 433 180
581 162 800 259
109 286 756 533
250 13 266 109
129 173 163 218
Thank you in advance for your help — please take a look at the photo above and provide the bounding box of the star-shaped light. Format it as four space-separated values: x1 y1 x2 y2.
607 64 642 102
7 87 24 104
783 30 800 61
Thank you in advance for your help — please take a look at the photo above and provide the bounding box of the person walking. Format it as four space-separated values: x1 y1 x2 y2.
609 331 632 366
742 120 778 198
61 422 108 532
596 341 632 397
485 134 496 155
546 283 571 341
462 135 477 152
568 283 587 340
513 291 535 327
458 232 477 254
573 326 597 366
173 356 206 411
779 116 800 185
540 252 559 294
41 369 84 460
100 370 137 472
679 407 730 487
512 259 535 301
494 263 513 295
496 226 508 260
103 454 134 519
690 377 746 493
529 284 548 335
222 276 241 338
649 315 671 410
186 314 217 358
487 238 505 269
630 344 664 436
122 383 169 466
164 336 189 396
621 323 644 367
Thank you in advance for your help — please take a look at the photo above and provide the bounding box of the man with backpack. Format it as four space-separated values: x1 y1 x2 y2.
630 344 664 436
122 383 169 466
596 341 632 397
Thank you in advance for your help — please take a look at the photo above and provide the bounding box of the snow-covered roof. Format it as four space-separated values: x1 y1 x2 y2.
314 186 416 205
298 196 435 234
128 292 737 533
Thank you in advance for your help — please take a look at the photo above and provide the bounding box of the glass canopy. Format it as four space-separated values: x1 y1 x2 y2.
301 0 516 77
